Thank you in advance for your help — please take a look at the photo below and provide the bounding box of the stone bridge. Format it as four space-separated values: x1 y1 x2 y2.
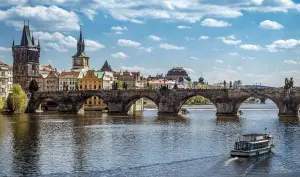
27 88 300 117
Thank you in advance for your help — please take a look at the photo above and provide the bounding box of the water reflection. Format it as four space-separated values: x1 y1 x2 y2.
216 116 240 124
11 114 40 176
154 116 190 124
279 117 300 126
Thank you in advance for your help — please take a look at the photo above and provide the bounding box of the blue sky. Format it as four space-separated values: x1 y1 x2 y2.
1 0 300 86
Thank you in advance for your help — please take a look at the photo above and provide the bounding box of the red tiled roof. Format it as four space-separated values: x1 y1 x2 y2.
60 71 80 77
39 65 55 72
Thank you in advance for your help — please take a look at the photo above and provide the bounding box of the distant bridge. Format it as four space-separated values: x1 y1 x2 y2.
27 87 300 117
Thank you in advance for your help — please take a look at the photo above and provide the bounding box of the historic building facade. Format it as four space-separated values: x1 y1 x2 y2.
0 62 13 99
78 70 104 110
44 71 60 92
100 60 114 90
71 29 89 72
12 22 40 91
59 72 79 91
115 70 144 89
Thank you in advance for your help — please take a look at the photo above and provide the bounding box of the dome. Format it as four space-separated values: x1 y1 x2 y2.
199 76 204 83
166 67 188 76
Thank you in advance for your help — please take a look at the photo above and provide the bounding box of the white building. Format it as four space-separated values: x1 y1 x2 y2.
59 72 80 91
148 79 175 89
0 63 11 99
100 60 114 90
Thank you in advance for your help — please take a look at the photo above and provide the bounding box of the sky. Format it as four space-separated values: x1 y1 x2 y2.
1 0 300 86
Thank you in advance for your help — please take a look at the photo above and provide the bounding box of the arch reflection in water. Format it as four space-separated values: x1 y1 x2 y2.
154 115 191 125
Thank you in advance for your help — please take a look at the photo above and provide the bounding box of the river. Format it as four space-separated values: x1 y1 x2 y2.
1 100 300 177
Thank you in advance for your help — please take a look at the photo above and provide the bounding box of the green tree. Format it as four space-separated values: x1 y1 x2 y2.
6 84 27 113
116 80 122 88
0 97 4 111
149 84 156 89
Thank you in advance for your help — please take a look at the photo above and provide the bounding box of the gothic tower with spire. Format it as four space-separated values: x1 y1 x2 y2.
71 28 89 72
12 21 40 92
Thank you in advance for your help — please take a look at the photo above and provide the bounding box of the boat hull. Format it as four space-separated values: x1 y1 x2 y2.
230 147 272 158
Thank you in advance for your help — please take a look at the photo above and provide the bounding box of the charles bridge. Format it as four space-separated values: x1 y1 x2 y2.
27 87 300 117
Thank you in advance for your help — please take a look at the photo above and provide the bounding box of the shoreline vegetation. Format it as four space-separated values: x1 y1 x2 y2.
1 84 27 114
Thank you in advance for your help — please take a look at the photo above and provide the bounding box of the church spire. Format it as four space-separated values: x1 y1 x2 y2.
74 26 86 57
12 36 15 47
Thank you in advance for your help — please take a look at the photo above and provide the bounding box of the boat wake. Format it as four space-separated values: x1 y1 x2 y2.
224 157 239 166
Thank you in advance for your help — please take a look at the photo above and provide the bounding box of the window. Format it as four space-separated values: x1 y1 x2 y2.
94 96 97 99
94 85 96 89
94 101 96 104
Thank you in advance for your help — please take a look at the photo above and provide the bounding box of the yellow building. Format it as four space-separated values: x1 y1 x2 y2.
78 70 104 110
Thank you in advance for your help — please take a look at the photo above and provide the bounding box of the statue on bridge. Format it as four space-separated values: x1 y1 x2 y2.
284 77 294 89
223 80 226 88
229 81 232 89
122 82 128 89
112 81 118 90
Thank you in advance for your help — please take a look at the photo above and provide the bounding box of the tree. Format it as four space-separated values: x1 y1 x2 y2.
6 84 27 113
115 80 122 88
149 84 156 89
0 97 4 111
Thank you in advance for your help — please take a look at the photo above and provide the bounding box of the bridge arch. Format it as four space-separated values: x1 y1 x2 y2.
124 95 159 114
31 96 60 112
176 93 217 114
235 92 280 111
74 92 108 113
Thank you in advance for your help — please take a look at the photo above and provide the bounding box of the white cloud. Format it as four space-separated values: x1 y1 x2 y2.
148 35 162 41
177 25 191 29
0 46 11 51
35 31 104 52
116 31 123 35
266 39 300 52
201 18 231 27
218 35 242 45
81 8 97 21
185 37 195 41
0 5 80 31
259 20 284 30
159 43 185 50
111 26 128 31
190 56 199 60
120 65 163 76
184 68 195 73
118 39 141 47
199 36 209 40
229 52 238 56
215 59 224 63
85 39 105 51
240 44 262 51
236 66 243 70
139 47 153 52
284 60 298 64
242 56 255 60
111 52 128 59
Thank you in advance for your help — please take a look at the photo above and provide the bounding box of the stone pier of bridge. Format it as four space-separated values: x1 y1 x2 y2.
27 88 300 118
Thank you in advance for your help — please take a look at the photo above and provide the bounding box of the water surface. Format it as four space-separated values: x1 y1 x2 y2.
1 102 300 176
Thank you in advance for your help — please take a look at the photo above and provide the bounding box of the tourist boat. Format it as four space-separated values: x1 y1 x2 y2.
230 134 274 157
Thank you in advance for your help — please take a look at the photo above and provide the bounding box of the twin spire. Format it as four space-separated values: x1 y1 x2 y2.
13 19 39 47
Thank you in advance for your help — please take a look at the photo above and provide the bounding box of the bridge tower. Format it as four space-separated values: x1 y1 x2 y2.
12 21 40 92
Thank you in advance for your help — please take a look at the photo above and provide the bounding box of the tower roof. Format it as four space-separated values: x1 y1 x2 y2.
100 60 112 72
20 24 33 46
73 27 87 57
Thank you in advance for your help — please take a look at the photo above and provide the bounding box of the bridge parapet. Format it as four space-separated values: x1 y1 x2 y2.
27 88 300 117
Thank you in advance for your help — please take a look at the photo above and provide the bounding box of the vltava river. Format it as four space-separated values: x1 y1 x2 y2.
1 101 300 177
